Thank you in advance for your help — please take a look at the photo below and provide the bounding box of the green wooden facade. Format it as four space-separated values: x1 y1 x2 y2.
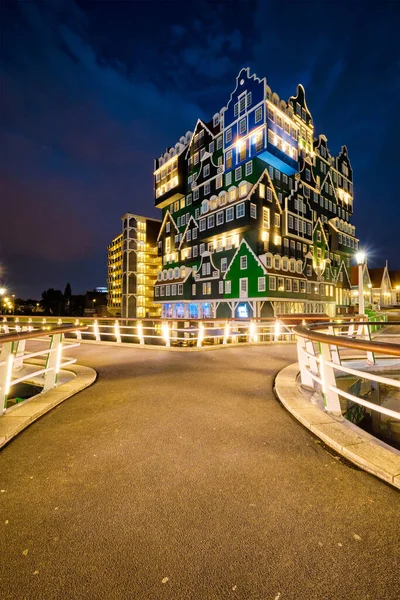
153 68 358 319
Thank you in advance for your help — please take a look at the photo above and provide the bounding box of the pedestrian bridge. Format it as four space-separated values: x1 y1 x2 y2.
1 316 400 598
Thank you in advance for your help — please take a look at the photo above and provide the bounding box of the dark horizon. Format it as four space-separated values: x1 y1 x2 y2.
1 0 399 299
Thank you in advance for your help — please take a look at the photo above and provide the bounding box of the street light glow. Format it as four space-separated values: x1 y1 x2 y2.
355 251 366 265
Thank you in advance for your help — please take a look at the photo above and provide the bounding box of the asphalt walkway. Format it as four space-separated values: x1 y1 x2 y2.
1 344 399 600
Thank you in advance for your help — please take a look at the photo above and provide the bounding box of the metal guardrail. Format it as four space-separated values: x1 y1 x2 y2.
294 321 400 424
1 314 387 349
0 324 87 413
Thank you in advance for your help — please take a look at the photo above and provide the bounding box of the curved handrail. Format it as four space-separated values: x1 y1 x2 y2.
0 324 88 344
3 314 378 323
293 322 400 357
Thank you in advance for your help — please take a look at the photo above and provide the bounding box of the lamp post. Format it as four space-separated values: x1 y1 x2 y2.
355 252 366 315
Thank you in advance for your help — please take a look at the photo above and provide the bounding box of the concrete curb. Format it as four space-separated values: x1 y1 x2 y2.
0 364 97 449
274 363 400 490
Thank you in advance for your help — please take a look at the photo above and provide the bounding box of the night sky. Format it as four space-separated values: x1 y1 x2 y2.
1 0 399 299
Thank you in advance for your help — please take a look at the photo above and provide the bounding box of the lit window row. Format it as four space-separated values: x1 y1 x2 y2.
155 158 178 182
155 283 184 297
156 176 179 198
267 130 298 160
267 104 298 140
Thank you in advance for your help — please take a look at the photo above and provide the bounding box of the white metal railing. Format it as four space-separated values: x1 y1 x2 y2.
0 324 86 413
1 314 386 350
294 321 400 423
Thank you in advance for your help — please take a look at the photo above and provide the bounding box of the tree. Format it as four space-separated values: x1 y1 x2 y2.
64 283 72 314
41 289 65 315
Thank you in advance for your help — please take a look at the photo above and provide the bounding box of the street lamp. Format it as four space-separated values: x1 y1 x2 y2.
355 252 366 315
0 288 5 296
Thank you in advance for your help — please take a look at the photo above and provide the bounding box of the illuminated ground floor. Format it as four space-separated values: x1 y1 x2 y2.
158 298 340 319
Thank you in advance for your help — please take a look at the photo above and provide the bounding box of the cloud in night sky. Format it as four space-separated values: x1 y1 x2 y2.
1 0 399 298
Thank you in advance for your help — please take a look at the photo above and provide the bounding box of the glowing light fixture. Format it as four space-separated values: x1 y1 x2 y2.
355 252 366 266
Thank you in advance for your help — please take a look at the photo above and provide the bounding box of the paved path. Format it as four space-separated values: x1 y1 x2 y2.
1 344 399 600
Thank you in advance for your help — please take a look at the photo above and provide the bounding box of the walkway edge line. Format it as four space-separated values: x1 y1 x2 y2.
0 364 97 450
274 363 400 490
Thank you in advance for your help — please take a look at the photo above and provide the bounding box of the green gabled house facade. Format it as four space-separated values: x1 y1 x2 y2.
153 68 358 319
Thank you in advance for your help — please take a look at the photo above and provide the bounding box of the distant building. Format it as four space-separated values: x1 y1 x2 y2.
389 270 400 306
120 214 162 318
153 68 357 319
107 233 122 317
107 233 123 316
369 265 392 308
349 264 372 308
350 262 400 309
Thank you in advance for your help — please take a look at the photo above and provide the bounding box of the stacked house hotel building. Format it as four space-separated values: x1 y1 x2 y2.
154 68 358 320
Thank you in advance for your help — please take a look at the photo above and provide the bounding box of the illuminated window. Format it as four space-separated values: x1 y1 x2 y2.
226 150 233 169
263 207 270 229
255 130 263 152
239 182 247 197
259 183 265 198
268 129 275 145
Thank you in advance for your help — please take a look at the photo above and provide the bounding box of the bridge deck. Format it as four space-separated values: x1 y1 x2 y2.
1 344 399 599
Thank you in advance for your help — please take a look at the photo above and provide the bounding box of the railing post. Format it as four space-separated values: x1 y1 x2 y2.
363 322 376 365
328 325 341 365
13 338 26 370
93 320 100 342
249 320 258 343
197 322 204 347
0 341 14 413
75 319 82 340
319 342 342 416
223 322 230 345
162 321 170 347
2 317 9 334
114 320 121 343
137 321 144 346
297 336 315 388
274 319 281 342
43 333 63 392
